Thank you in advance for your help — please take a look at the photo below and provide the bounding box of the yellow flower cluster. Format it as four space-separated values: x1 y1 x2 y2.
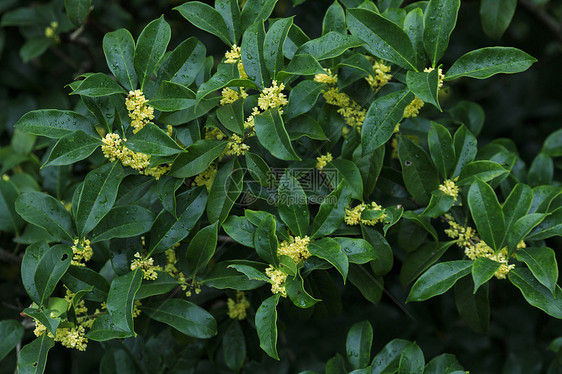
314 69 338 84
403 68 445 119
225 134 250 156
130 252 162 280
444 214 518 279
193 164 217 191
439 179 460 199
220 87 248 106
316 153 333 171
101 133 169 180
224 44 248 78
71 238 93 266
227 291 251 320
278 236 311 264
163 244 201 297
205 127 228 140
258 80 288 111
265 266 288 297
345 202 386 226
45 21 59 41
366 61 392 91
126 90 154 134
424 67 445 88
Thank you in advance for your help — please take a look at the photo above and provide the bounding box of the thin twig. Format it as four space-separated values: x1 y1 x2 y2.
0 248 23 266
519 0 562 45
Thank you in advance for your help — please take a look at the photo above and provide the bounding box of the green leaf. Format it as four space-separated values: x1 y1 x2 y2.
445 47 537 81
223 215 256 247
399 342 424 374
149 81 196 111
157 37 206 87
185 222 219 277
241 21 268 88
402 211 439 242
223 321 246 372
456 160 508 186
23 308 60 337
149 187 207 254
423 0 460 67
0 180 24 234
65 0 91 26
328 159 364 200
255 294 281 360
454 277 489 333
467 179 505 251
134 16 171 90
509 268 562 319
407 260 473 302
528 207 562 240
15 110 96 139
86 314 130 341
424 354 465 374
347 8 416 70
91 205 155 242
125 124 183 156
63 265 109 302
216 0 241 44
449 100 485 136
404 8 425 71
398 137 440 205
175 2 231 45
503 183 533 235
254 215 279 267
310 182 352 239
207 158 243 224
406 70 441 110
30 244 72 306
0 320 24 361
264 17 292 77
75 162 124 237
528 152 554 187
452 125 477 177
44 131 101 167
136 272 179 299
278 171 309 236
240 0 277 30
308 237 349 282
543 128 562 157
362 90 415 155
516 247 558 297
170 139 227 178
506 213 546 255
283 80 324 121
287 115 328 141
20 38 51 63
255 108 300 160
99 348 136 372
335 237 376 264
400 241 455 286
229 263 270 282
471 257 501 293
371 339 411 374
348 264 384 304
217 99 245 135
296 32 364 61
16 192 75 241
346 320 373 370
204 261 266 290
277 54 325 81
421 190 455 218
323 1 346 35
245 152 274 187
362 226 394 276
71 73 127 97
480 0 517 39
106 270 143 335
286 272 320 308
17 335 54 374
103 28 137 91
142 298 217 338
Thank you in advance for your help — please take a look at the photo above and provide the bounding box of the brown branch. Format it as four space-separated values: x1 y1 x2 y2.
519 0 562 45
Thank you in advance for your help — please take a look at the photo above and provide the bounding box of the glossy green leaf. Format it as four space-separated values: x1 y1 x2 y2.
286 272 320 308
136 272 179 299
44 131 101 167
125 124 183 156
528 152 554 187
335 237 376 264
264 17 292 77
103 28 137 91
223 320 246 372
310 182 352 239
31 244 72 305
283 80 324 121
421 190 455 218
277 54 325 80
245 152 274 187
86 314 130 341
17 335 54 374
0 320 24 362
240 0 277 30
23 308 60 337
371 339 411 374
404 8 425 71
362 226 394 276
449 100 485 136
170 139 227 178
255 294 281 360
63 265 109 302
106 270 142 335
0 180 24 234
255 108 300 161
327 159 364 200
456 160 508 186
347 8 416 70
346 320 373 370
480 0 517 39
185 222 219 277
423 0 460 67
467 179 505 251
75 162 124 237
527 207 562 240
241 21 268 88
149 187 207 254
362 90 415 155
216 98 244 135
400 241 455 286
323 1 346 35
472 257 501 293
308 237 348 282
348 264 384 304
254 215 279 267
278 171 309 237
222 215 256 247
134 16 171 90
398 137 440 205
16 192 75 241
99 348 136 373
71 73 127 97
175 2 231 45
149 81 196 111
297 32 364 61
503 183 533 235
207 158 243 224
399 342 424 374
406 70 441 110
454 277 490 333
203 261 266 290
15 110 96 139
216 0 241 44
65 0 91 26
407 260 473 302
142 298 217 338
509 268 562 319
229 263 270 282
506 213 546 254
445 47 537 81
91 205 155 242
452 125 477 177
157 37 206 87
543 128 562 157
516 247 558 297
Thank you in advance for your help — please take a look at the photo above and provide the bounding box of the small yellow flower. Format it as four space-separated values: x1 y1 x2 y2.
258 80 288 111
278 236 311 264
345 202 386 226
323 87 367 129
314 68 338 84
224 134 250 156
366 61 392 91
424 67 445 88
71 238 93 266
225 45 242 63
265 266 288 297
404 97 424 118
193 164 217 191
439 179 460 199
227 291 251 320
45 21 59 40
126 90 154 134
130 252 162 280
316 153 333 171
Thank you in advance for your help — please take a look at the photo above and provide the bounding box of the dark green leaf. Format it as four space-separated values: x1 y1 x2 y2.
63 266 109 302
283 80 324 121
503 183 533 235
480 0 517 39
506 213 546 254
106 270 143 335
423 0 460 66
457 160 508 186
204 261 266 290
149 81 196 112
157 37 207 87
528 207 562 240
472 257 501 293
264 17 292 77
335 237 376 264
0 320 24 362
286 272 320 308
216 0 241 44
467 179 505 251
240 0 277 30
223 320 246 372
185 222 219 277
407 260 473 302
509 268 562 319
223 215 256 247
399 342 424 374
398 137 440 205
15 110 96 139
255 294 281 360
16 192 75 241
528 152 554 187
346 320 373 370
65 0 91 26
362 226 394 276
217 99 245 135
310 181 352 239
91 205 154 242
255 108 300 161
103 29 137 91
71 73 127 97
241 21 268 88
328 159 364 200
245 152 274 187
543 128 562 157
136 272 179 299
207 158 243 224
254 215 279 267
404 8 425 71
175 2 231 45
277 54 325 81
371 339 411 374
421 190 455 218
406 70 440 110
308 237 348 282
17 335 54 374
44 131 101 167
170 139 227 178
452 125 477 177
400 241 455 286
348 264 384 304
516 247 558 297
278 171 309 236
0 180 24 234
134 16 171 90
125 124 183 156
323 1 346 35
297 32 364 60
